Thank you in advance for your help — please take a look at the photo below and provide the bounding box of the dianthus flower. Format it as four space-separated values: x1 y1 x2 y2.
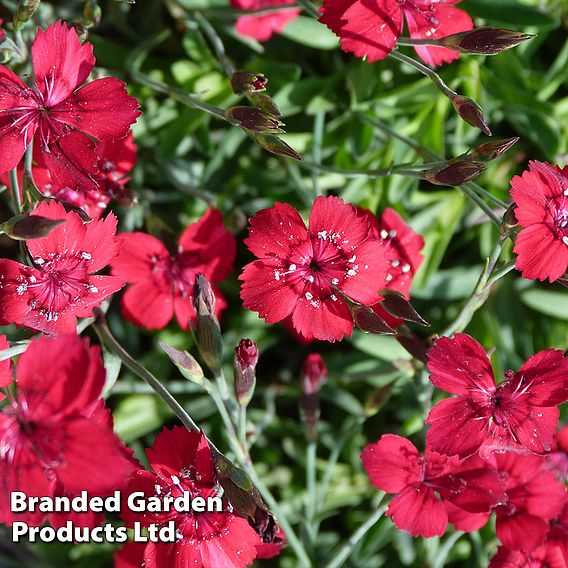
230 0 300 41
319 0 473 66
121 426 260 567
491 453 566 552
110 209 235 330
425 333 568 458
0 336 12 401
240 196 388 342
0 21 139 192
0 334 136 527
361 434 504 538
546 425 568 481
0 200 124 334
510 161 568 282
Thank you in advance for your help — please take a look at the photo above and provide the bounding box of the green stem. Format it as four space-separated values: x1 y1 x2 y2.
460 184 502 226
433 532 464 568
132 68 228 120
9 168 21 214
389 50 457 100
311 111 325 197
397 36 446 47
93 317 199 434
324 497 387 568
442 235 508 336
193 11 236 77
295 0 320 18
244 461 313 568
305 441 318 545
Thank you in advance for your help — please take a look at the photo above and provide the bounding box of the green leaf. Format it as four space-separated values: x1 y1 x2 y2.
280 17 340 50
459 0 558 30
520 288 568 320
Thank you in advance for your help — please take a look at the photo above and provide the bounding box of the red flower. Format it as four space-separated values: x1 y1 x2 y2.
425 333 568 458
0 334 136 527
361 434 504 538
0 335 13 400
231 0 300 41
114 542 147 568
363 207 425 326
490 545 566 568
319 0 473 66
546 425 568 481
110 209 235 330
121 426 260 568
491 453 566 551
256 528 286 559
510 161 568 282
239 196 388 342
0 21 139 192
0 200 124 334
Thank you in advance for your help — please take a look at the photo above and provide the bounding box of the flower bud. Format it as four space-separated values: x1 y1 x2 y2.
13 0 40 30
225 107 284 134
500 203 518 237
231 71 267 94
300 353 327 442
450 94 491 136
252 133 303 162
84 1 103 26
424 157 486 186
471 137 519 162
192 274 223 372
160 342 205 385
441 27 533 55
0 214 64 241
234 339 259 407
247 93 281 117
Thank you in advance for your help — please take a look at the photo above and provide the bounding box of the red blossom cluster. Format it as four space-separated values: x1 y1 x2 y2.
362 333 568 565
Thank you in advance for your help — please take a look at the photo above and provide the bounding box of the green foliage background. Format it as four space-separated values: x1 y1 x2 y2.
0 0 567 566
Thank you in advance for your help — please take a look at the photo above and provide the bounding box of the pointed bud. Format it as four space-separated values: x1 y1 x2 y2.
252 133 303 161
225 107 285 134
441 27 534 55
13 0 41 29
231 71 268 94
159 342 205 385
351 303 396 335
471 137 519 162
380 290 430 326
424 157 486 186
300 353 327 442
192 274 223 372
248 93 281 117
0 214 64 241
234 339 259 407
450 94 492 136
501 203 518 237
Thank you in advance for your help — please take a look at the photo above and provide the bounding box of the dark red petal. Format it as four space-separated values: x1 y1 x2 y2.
121 280 174 330
426 397 490 458
0 335 12 392
514 224 568 282
387 484 447 538
111 232 170 281
501 404 559 454
291 290 354 342
240 259 299 323
244 201 309 259
53 417 136 494
427 333 496 396
445 502 489 532
361 434 421 493
509 348 568 406
495 512 549 551
178 209 236 282
50 77 140 141
510 161 566 227
320 0 403 62
31 21 95 106
0 67 38 173
41 130 100 193
16 334 105 419
406 5 473 67
114 542 147 568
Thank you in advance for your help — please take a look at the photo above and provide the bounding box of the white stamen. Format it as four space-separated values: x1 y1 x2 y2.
380 229 388 239
390 260 400 268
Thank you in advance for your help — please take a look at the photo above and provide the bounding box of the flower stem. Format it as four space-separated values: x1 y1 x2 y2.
389 50 457 100
9 168 21 214
93 316 199 434
305 440 318 546
442 234 509 336
193 11 236 77
295 0 320 19
433 532 464 568
324 496 387 568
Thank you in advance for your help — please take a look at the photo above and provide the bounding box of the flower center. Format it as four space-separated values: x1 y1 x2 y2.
547 195 568 245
